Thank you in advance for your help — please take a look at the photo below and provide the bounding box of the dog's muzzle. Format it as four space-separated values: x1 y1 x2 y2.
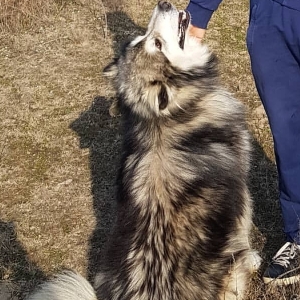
157 1 190 50
158 0 172 11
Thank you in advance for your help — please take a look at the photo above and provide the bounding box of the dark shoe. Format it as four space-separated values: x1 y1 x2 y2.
263 242 300 285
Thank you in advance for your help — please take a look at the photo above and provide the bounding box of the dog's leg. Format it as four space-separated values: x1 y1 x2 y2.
218 250 261 300
109 98 120 117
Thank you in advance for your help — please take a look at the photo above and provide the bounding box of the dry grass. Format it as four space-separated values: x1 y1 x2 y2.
1 0 60 32
0 0 298 299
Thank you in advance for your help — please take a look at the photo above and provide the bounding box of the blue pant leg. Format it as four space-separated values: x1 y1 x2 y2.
247 0 300 243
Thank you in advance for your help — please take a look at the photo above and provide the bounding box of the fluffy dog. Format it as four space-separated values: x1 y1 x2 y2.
28 1 261 299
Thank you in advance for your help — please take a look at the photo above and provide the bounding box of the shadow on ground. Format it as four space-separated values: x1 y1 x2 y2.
0 221 45 299
249 140 284 264
70 11 145 279
106 11 145 55
70 96 120 280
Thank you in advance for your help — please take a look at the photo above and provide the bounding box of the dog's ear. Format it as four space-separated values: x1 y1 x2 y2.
103 59 118 78
158 84 169 110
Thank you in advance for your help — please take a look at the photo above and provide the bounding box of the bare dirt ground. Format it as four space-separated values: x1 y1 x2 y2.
0 0 299 299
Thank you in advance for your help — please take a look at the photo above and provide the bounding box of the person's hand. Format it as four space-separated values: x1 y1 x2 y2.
189 25 206 41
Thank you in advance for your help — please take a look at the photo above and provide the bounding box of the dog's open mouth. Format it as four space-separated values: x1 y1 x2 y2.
178 10 190 49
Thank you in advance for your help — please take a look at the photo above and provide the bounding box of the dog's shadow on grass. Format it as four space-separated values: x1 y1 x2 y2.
70 10 143 280
106 11 145 55
69 10 145 279
0 220 45 298
70 96 121 279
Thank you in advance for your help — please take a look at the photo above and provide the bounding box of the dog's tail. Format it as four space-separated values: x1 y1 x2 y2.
27 270 97 300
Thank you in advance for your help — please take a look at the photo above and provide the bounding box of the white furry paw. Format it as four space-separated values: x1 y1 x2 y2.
249 250 262 272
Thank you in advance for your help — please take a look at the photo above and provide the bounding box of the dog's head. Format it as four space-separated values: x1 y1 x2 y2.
104 1 218 118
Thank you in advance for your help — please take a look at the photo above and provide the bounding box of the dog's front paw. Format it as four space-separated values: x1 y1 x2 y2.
109 99 121 117
249 250 262 272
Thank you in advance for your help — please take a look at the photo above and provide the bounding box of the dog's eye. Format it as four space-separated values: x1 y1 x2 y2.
155 39 162 50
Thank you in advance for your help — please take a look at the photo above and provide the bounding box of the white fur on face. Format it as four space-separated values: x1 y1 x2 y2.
142 4 212 71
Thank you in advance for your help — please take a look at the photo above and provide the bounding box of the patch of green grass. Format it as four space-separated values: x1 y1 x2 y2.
45 248 66 266
6 137 61 182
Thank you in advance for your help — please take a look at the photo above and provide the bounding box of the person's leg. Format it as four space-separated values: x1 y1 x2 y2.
247 0 300 284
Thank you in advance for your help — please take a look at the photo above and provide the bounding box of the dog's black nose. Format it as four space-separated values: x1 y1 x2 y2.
158 1 171 11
